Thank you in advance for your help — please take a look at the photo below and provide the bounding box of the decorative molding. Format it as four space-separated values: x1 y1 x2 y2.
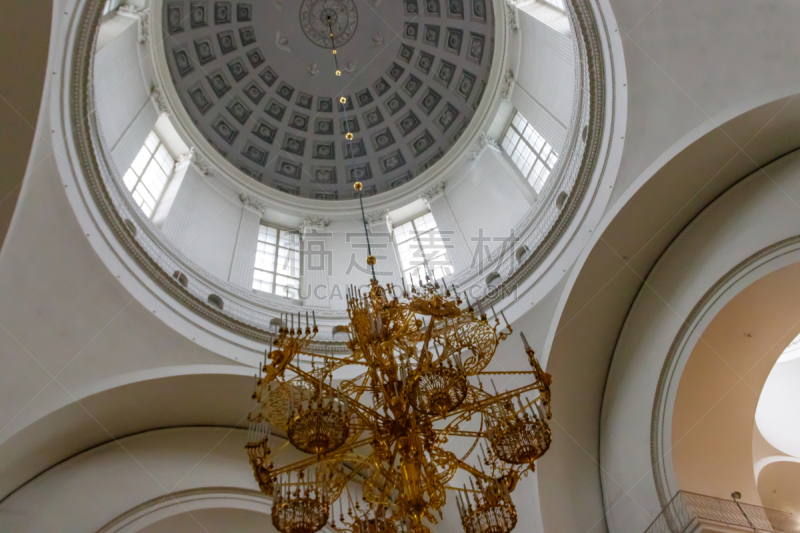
299 215 330 234
118 4 150 43
505 0 519 32
499 69 515 101
372 31 384 47
365 209 390 226
150 85 170 116
468 133 499 161
240 193 267 214
419 182 446 203
275 30 292 53
191 149 211 175
307 63 319 77
177 146 195 166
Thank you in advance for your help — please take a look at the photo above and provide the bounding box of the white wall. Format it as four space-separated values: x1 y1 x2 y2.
93 17 158 175
447 148 534 264
176 177 242 281
513 3 575 153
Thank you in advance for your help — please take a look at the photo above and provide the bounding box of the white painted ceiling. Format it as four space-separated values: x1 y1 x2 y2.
162 0 496 200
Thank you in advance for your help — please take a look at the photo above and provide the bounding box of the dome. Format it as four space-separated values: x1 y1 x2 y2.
162 0 496 200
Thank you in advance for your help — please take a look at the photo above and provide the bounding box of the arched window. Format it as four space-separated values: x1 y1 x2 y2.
122 131 176 218
253 225 301 299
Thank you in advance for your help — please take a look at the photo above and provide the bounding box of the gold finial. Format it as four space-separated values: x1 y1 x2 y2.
345 132 354 140
354 182 363 191
339 96 347 104
335 70 341 76
367 255 377 266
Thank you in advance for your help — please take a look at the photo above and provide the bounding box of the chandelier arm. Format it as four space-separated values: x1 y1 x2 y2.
478 370 538 376
270 437 374 476
442 381 544 419
284 362 387 424
452 456 498 483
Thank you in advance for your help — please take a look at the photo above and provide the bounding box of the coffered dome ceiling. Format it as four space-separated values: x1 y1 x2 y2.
163 0 495 200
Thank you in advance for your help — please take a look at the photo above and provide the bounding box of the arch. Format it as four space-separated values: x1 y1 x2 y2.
540 91 800 533
597 148 800 529
97 488 275 533
0 366 255 503
0 427 259 532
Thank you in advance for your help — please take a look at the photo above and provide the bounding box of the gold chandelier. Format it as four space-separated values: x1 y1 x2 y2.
246 238 552 533
245 18 552 533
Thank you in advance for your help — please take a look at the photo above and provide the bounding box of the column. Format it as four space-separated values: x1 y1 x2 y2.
158 150 205 246
420 183 472 273
365 210 403 290
300 216 332 308
228 194 266 289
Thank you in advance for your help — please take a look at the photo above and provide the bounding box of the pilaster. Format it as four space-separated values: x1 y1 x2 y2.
158 150 204 246
300 216 332 308
228 194 267 289
365 210 403 290
420 183 472 273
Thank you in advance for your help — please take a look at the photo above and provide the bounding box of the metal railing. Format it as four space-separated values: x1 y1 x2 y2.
645 491 800 533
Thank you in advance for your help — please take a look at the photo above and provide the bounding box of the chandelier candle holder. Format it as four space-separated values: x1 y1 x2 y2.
287 378 352 455
273 468 331 533
243 29 554 533
456 477 517 533
484 390 552 467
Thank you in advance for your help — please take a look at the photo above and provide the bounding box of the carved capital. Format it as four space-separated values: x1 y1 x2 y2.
177 147 195 166
468 132 500 161
191 150 211 175
150 85 170 116
419 182 446 203
240 193 267 214
365 209 390 227
118 4 150 43
499 69 515 101
299 215 330 234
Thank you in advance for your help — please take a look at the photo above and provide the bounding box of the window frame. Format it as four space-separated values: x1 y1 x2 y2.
122 131 176 218
393 212 455 285
252 224 303 299
501 111 559 194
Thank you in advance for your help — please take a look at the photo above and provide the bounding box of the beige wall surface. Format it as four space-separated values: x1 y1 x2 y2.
0 1 52 256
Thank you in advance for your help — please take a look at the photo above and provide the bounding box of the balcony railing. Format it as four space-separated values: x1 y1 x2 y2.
645 491 800 533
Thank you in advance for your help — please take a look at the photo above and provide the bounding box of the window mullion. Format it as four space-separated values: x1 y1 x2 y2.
273 230 281 294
